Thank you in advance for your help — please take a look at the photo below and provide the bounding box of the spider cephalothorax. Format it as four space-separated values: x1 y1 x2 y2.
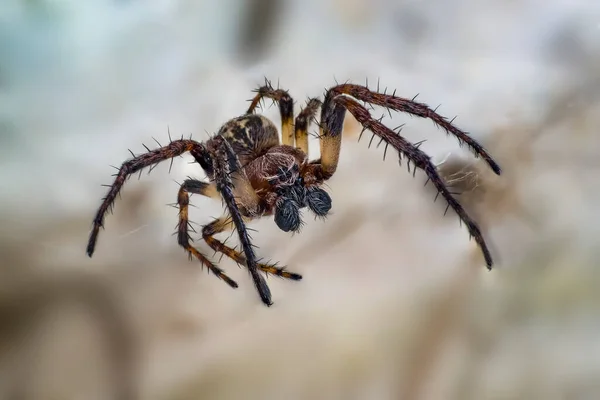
86 79 501 307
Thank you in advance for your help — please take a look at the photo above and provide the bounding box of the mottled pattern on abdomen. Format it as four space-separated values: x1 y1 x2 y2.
216 114 280 165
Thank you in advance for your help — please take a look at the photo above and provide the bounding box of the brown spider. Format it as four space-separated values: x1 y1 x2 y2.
86 79 501 307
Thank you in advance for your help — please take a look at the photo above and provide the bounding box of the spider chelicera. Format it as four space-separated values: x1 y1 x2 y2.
86 79 502 306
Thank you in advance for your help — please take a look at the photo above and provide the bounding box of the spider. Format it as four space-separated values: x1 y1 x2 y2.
86 79 502 307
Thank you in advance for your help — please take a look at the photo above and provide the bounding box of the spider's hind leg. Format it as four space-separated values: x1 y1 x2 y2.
247 78 295 146
322 83 502 174
202 217 302 280
177 179 238 288
294 98 322 155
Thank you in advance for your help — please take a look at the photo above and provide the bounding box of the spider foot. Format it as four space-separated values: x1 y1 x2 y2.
184 245 239 289
257 260 302 281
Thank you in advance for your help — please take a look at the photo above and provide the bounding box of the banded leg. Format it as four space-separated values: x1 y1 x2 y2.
87 139 211 257
177 179 238 288
317 84 502 179
332 95 494 268
196 147 263 216
294 98 322 154
246 79 295 146
202 217 302 280
208 135 274 306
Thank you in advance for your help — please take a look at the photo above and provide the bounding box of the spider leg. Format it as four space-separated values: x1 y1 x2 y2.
177 179 238 288
87 139 210 257
317 84 501 177
332 95 494 268
202 216 302 280
246 79 295 146
208 135 274 306
294 98 322 154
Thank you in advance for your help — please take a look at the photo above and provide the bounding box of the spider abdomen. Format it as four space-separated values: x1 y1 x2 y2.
215 114 280 165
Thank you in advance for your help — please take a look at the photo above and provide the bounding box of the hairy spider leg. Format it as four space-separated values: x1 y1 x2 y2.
246 80 295 146
202 217 303 280
332 95 494 268
313 100 346 180
207 135 274 306
87 139 209 257
293 98 322 155
177 179 238 288
322 84 502 175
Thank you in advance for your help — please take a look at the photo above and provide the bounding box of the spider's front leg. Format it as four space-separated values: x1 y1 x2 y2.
202 217 302 280
207 135 274 306
322 84 501 175
87 139 210 257
328 95 495 268
308 99 347 181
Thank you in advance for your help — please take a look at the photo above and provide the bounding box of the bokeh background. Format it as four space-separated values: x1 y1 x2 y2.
1 0 600 399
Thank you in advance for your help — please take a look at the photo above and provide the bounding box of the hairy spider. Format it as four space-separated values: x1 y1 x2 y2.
86 79 502 307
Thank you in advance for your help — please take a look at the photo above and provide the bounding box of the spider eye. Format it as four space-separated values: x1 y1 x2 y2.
306 187 332 217
274 198 302 233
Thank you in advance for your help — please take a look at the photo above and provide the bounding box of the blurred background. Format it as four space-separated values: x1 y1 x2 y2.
1 0 600 399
